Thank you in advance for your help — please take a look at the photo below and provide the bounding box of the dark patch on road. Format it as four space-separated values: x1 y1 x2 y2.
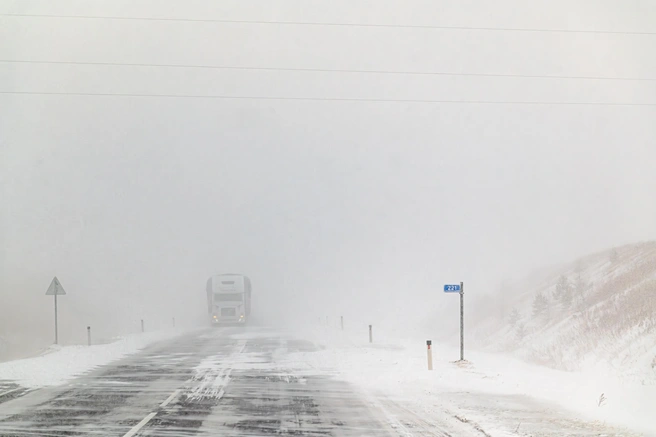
148 393 225 433
0 383 28 406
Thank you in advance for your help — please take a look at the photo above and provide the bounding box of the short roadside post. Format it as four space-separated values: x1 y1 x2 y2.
87 326 91 346
427 340 433 370
340 316 344 331
368 324 373 343
444 282 465 361
141 319 145 333
45 277 67 345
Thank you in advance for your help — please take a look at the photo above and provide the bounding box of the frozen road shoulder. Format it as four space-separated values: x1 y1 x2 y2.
0 329 185 389
291 325 654 437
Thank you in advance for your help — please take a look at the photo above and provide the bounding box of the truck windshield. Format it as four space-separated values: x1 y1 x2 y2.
214 293 243 302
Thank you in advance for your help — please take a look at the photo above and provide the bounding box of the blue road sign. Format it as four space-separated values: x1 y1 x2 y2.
444 284 461 292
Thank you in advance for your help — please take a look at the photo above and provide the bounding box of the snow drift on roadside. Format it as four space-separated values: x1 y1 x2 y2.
0 329 182 388
290 325 656 436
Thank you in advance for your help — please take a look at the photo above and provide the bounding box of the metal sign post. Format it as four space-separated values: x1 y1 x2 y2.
460 282 464 361
45 277 67 345
444 282 465 361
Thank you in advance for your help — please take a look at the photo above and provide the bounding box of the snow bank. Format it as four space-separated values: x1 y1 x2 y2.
0 329 182 388
290 326 656 436
466 241 656 382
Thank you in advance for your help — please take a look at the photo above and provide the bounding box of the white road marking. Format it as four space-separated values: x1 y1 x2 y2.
0 388 21 398
121 387 185 436
122 412 157 437
159 389 181 407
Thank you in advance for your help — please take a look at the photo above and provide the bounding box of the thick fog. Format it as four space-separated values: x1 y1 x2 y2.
1 1 655 357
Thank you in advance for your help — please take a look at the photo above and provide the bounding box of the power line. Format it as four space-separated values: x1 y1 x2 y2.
2 13 655 36
2 59 654 82
1 91 654 106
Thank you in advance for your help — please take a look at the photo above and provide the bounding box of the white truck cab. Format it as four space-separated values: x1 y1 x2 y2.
206 274 252 325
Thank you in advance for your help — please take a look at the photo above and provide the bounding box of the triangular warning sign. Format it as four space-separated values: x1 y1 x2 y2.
45 276 66 296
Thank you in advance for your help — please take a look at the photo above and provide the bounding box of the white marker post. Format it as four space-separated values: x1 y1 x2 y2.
427 340 433 370
369 324 373 343
87 326 91 346
45 277 67 345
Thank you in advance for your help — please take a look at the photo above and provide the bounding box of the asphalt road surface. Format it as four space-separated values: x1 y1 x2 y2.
0 327 409 436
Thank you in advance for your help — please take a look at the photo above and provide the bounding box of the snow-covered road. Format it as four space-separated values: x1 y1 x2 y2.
0 327 648 436
0 327 402 436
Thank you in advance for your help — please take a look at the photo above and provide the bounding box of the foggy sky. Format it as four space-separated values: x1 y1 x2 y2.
1 0 655 350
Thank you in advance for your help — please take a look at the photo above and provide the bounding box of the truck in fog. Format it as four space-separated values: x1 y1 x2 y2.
206 274 252 325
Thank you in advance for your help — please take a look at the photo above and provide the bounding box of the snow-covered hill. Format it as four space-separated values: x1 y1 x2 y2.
467 241 656 383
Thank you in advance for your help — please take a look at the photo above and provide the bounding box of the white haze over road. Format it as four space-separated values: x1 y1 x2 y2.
1 1 655 357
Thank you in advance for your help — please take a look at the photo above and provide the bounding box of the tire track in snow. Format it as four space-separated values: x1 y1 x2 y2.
185 339 245 401
132 338 247 435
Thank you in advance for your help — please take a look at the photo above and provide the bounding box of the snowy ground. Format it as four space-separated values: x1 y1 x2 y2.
0 328 183 388
0 325 653 436
291 324 656 437
465 242 656 384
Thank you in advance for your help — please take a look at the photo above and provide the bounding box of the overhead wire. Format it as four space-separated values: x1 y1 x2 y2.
1 13 655 36
1 59 655 82
1 91 654 106
2 12 654 106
